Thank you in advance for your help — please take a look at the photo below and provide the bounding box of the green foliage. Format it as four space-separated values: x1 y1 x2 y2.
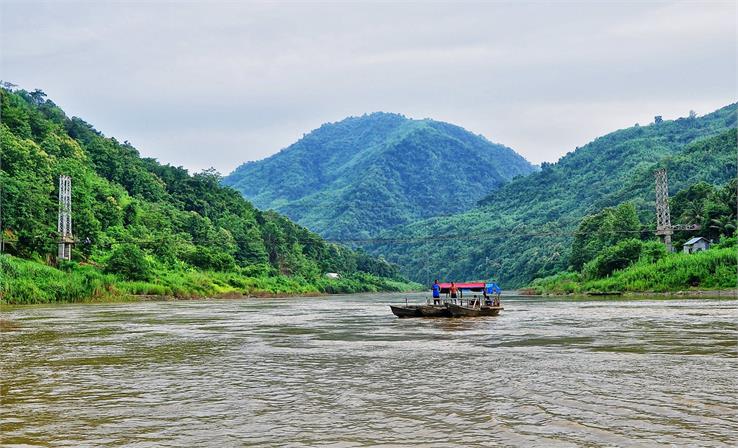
104 244 153 281
570 203 641 271
587 248 737 292
0 255 118 304
0 254 420 304
530 247 736 294
532 176 733 293
223 112 535 240
713 236 736 249
670 178 736 245
582 239 648 279
0 87 411 303
372 106 737 287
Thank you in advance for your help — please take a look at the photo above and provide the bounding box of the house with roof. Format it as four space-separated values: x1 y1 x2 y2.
683 237 710 254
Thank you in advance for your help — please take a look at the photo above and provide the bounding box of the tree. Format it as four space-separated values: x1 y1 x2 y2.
105 244 153 281
570 203 640 271
710 215 736 238
29 89 47 105
583 239 644 279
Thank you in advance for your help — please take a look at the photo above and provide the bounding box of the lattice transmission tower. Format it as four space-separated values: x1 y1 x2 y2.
654 168 673 251
57 175 74 260
654 168 701 252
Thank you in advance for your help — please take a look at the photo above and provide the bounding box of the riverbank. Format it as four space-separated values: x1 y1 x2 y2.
0 255 422 305
526 247 737 295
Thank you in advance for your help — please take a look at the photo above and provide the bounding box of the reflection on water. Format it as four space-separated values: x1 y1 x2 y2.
2 293 737 447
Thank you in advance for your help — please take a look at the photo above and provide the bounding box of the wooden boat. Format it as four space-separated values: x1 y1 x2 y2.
389 304 450 318
389 305 422 318
417 304 451 318
445 303 503 318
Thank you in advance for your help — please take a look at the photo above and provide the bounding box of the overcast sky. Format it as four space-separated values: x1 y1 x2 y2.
1 1 736 173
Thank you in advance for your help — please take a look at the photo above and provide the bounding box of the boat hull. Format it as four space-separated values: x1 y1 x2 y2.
417 305 452 318
445 303 503 318
389 305 422 318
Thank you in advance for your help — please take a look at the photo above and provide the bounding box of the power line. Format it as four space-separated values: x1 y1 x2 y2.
40 225 695 247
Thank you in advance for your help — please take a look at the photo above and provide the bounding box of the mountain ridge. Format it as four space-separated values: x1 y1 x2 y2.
369 103 738 286
224 112 535 239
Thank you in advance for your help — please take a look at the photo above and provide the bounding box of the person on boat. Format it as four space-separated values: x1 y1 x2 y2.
483 289 492 306
432 279 441 305
449 282 458 301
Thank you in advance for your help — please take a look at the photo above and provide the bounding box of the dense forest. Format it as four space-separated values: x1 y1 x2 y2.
370 104 737 287
529 177 736 294
223 112 534 240
0 87 416 304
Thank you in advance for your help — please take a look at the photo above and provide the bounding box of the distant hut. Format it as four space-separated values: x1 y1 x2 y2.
683 237 710 254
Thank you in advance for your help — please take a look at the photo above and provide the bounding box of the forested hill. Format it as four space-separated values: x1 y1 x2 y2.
370 104 738 287
223 112 534 240
0 87 411 303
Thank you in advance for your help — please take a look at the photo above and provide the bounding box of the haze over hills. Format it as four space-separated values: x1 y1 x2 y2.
369 104 738 287
223 112 535 240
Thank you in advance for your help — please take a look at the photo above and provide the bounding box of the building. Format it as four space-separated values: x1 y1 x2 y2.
683 237 710 254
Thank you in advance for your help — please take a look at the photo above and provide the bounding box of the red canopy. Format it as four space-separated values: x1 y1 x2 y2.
437 282 485 292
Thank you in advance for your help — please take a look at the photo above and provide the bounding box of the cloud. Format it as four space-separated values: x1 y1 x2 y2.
1 1 735 172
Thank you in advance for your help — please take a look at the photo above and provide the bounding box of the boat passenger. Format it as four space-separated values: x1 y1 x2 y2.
449 282 458 301
483 289 492 306
432 279 441 305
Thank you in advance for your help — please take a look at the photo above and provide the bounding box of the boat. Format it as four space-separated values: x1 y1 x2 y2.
445 303 503 317
389 304 450 318
389 305 423 318
389 281 504 318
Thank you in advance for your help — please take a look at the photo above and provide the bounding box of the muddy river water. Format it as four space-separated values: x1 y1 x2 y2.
1 293 737 447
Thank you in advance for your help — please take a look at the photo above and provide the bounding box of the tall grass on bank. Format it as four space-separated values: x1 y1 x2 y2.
529 247 737 294
0 255 118 304
0 254 421 305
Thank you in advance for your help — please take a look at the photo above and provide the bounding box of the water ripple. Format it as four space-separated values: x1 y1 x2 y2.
2 294 737 447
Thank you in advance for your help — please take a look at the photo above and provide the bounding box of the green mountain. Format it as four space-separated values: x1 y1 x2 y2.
0 87 413 303
369 104 737 287
223 112 535 240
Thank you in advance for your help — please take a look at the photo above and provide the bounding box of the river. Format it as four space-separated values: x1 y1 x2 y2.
1 293 737 447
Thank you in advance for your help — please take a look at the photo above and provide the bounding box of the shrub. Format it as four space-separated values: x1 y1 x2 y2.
583 239 644 279
105 244 153 281
183 246 236 272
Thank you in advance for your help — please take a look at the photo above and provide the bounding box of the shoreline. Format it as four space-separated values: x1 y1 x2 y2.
1 289 422 307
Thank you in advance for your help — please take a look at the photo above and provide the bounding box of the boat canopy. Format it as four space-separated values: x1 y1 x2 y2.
438 282 502 293
438 282 484 292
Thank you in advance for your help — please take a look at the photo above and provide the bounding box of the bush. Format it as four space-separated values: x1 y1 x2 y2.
714 236 737 249
583 239 644 279
105 244 153 281
183 246 236 272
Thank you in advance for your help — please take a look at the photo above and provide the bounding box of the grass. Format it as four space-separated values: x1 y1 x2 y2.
529 247 737 294
0 254 422 305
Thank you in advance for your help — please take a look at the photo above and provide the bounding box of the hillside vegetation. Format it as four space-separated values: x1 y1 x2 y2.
0 88 417 304
529 176 736 294
530 240 736 294
223 112 534 240
370 105 737 287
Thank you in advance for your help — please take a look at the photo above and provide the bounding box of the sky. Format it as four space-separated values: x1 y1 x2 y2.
1 1 736 174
